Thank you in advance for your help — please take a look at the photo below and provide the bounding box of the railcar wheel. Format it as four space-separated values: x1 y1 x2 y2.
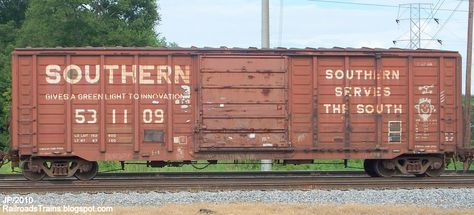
373 160 396 177
363 160 379 177
21 161 46 181
424 161 445 177
74 161 98 181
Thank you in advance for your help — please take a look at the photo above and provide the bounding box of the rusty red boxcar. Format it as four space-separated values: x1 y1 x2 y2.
10 47 466 180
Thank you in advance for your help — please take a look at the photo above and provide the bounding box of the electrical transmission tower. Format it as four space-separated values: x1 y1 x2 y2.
393 3 441 49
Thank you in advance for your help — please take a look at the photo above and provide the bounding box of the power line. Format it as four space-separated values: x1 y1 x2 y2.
394 3 440 49
309 0 395 8
308 0 468 12
419 0 445 33
278 0 284 47
417 0 444 44
427 0 464 46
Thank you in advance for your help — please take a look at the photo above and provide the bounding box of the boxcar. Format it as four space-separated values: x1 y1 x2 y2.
10 47 466 180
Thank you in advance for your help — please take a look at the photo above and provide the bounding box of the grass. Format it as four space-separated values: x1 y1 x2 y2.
98 159 365 173
1 158 473 174
4 203 473 215
98 158 474 173
3 151 473 173
0 159 363 174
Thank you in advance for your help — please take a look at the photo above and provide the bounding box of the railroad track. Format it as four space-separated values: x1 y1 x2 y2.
0 171 473 193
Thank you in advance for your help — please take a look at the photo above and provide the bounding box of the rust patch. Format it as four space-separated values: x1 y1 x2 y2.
261 89 271 96
248 75 255 79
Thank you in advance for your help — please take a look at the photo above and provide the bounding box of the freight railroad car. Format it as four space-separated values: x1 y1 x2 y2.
10 47 466 180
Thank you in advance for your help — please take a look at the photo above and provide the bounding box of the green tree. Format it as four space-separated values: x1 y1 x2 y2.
17 0 165 47
471 98 474 145
0 0 169 150
0 0 29 150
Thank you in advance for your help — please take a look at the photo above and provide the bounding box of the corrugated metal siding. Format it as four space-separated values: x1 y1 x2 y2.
11 48 462 161
199 56 289 149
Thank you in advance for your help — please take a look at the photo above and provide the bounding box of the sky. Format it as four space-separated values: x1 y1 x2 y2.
156 0 471 91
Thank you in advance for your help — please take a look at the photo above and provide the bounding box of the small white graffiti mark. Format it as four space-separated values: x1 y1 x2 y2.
444 132 454 142
418 85 434 94
173 136 188 145
176 147 184 159
415 98 436 121
297 133 306 142
175 85 191 109
440 90 446 104
261 136 270 143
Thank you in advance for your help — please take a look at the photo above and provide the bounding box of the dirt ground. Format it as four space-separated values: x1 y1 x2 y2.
4 203 474 215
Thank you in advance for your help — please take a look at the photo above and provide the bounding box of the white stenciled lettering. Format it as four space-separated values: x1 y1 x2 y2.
323 104 347 114
105 65 118 84
46 65 61 84
325 69 400 80
45 64 191 85
325 69 334 79
354 69 363 79
157 65 172 84
64 65 82 84
143 109 164 123
364 70 373 80
139 65 154 84
174 65 190 84
84 65 100 84
124 109 128 123
335 70 344 79
121 65 136 84
323 67 402 116
355 104 403 114
334 87 391 97
335 87 343 96
394 104 402 114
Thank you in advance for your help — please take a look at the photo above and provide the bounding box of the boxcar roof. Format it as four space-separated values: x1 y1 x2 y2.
13 47 461 57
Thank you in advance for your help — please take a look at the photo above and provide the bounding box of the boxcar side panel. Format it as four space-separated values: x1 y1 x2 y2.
11 48 462 163
19 54 196 161
16 56 37 153
314 55 458 157
289 57 313 147
198 56 289 150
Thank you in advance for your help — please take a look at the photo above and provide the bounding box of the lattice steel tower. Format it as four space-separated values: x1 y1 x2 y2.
393 3 440 49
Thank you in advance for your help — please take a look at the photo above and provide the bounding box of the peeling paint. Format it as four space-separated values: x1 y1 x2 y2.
176 85 191 109
297 133 306 142
173 136 187 145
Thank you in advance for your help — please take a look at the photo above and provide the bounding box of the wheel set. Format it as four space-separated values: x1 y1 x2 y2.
364 156 446 177
20 158 99 181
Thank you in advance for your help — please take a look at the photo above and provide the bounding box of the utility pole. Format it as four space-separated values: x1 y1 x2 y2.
261 0 272 171
465 0 473 149
262 0 270 48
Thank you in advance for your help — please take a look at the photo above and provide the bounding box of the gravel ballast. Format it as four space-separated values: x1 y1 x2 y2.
1 189 474 209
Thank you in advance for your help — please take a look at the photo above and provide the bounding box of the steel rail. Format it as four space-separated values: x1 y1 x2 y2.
0 169 472 180
0 171 473 193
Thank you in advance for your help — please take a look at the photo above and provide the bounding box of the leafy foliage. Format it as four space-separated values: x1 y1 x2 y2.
0 0 168 150
0 0 28 150
471 97 474 143
17 0 164 47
